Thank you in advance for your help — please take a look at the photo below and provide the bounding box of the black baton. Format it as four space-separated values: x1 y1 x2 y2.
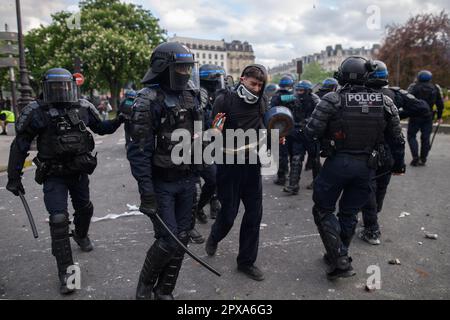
153 213 221 277
430 122 441 151
18 192 39 238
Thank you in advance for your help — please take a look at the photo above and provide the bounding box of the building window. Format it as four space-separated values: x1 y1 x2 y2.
202 53 206 59
221 54 224 60
199 44 203 49
221 62 224 67
215 54 218 59
196 53 200 58
192 44 197 49
209 53 212 59
209 61 212 65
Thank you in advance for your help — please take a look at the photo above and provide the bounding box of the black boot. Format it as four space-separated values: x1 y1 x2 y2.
283 156 302 195
136 240 174 300
72 202 94 252
49 213 75 295
326 255 356 280
410 158 420 166
209 196 220 219
154 232 189 300
188 228 205 244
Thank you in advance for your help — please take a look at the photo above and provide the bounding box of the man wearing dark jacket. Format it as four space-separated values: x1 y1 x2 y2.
205 64 268 281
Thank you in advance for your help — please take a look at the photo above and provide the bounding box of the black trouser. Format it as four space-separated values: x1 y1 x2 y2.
361 166 392 231
210 164 263 267
407 116 433 160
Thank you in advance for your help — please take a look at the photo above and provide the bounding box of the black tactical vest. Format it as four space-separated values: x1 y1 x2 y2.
412 83 437 110
152 89 202 171
37 102 94 161
328 89 386 154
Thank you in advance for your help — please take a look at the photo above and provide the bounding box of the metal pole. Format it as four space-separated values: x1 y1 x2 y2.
15 0 33 112
5 23 18 118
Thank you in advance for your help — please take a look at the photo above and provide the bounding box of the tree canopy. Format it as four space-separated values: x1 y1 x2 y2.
24 0 166 107
378 10 450 88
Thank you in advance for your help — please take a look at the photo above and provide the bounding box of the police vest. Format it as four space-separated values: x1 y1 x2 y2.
37 102 94 161
153 89 202 171
328 90 386 154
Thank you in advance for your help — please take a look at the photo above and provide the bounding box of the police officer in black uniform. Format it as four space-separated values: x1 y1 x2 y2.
118 89 137 147
282 80 320 195
271 75 295 186
359 60 408 245
205 64 268 281
407 70 444 166
316 78 339 99
305 57 405 280
127 42 203 300
6 68 124 294
194 64 224 222
186 64 225 244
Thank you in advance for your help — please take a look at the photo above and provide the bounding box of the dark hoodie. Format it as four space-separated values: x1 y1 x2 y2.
212 64 268 132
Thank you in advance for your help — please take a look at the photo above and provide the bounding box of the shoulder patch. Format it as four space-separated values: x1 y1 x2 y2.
137 87 158 101
15 101 40 133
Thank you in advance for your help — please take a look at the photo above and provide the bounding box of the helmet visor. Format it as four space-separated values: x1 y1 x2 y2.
169 62 199 91
43 81 79 103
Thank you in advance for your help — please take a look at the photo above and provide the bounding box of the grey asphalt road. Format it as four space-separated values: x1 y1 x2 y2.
0 128 449 300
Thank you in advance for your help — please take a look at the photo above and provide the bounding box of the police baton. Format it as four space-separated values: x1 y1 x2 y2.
18 192 39 239
153 213 221 277
429 122 441 151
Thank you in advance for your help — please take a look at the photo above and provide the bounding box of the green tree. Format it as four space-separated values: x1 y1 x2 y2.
24 0 166 108
300 62 333 85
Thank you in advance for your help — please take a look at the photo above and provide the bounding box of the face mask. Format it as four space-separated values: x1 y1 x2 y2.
237 84 259 104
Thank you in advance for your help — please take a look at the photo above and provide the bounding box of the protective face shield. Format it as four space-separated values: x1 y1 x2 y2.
42 79 79 104
169 62 200 91
237 83 259 104
264 106 294 138
199 66 226 92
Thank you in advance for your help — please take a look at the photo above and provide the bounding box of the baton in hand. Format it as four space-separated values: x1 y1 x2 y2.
18 192 39 239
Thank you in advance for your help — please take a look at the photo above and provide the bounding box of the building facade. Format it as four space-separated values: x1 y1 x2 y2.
169 36 255 81
268 44 381 79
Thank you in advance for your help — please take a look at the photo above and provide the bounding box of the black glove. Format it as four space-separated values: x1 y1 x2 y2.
116 112 127 123
6 179 25 196
140 194 157 218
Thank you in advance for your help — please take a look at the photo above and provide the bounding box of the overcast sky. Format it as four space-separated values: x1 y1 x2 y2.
1 0 449 67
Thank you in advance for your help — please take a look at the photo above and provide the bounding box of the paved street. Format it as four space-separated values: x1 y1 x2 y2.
0 128 449 300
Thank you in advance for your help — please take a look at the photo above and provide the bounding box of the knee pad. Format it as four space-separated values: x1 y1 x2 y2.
49 213 70 240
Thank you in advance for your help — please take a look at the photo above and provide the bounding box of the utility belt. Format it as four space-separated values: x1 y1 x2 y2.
33 153 97 184
152 166 194 182
321 140 383 169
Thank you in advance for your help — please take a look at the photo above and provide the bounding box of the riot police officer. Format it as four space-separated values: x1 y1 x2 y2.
407 70 444 166
6 68 124 294
186 64 225 244
127 42 203 300
282 80 320 195
359 60 408 245
264 83 279 104
195 64 224 222
118 89 137 147
305 57 405 280
316 78 339 98
271 75 295 186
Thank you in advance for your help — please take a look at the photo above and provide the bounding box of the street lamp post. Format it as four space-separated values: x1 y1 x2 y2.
15 0 33 112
